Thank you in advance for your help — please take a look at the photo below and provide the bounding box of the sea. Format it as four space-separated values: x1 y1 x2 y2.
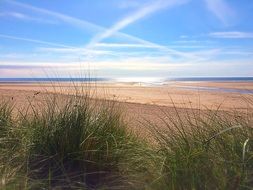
0 77 253 83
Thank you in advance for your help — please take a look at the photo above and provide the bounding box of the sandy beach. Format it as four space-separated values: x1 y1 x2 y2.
0 81 252 134
0 81 252 111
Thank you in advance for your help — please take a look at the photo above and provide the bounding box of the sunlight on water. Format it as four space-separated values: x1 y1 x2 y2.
114 77 165 83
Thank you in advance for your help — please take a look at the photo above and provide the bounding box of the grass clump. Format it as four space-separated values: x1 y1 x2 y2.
1 91 253 190
0 101 26 189
149 106 253 190
0 94 155 189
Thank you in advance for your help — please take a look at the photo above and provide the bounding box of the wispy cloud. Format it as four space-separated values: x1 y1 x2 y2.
5 0 196 60
2 58 252 78
204 0 235 25
87 0 188 48
0 34 191 62
38 47 115 56
94 43 156 49
91 60 190 71
0 59 190 73
0 11 57 24
113 32 199 59
85 0 198 60
0 11 26 18
4 0 105 33
95 42 211 50
0 64 43 69
0 34 76 48
209 31 253 39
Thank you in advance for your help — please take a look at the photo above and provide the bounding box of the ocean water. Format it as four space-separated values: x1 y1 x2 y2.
0 77 253 83
0 78 108 83
166 77 253 82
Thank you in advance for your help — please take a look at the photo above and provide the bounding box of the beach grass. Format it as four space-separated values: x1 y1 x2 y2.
0 92 158 189
0 90 253 189
147 103 253 190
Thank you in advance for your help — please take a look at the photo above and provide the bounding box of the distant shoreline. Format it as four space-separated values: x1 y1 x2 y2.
0 77 253 83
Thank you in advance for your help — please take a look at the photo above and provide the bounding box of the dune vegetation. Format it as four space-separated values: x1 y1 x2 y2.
0 90 252 189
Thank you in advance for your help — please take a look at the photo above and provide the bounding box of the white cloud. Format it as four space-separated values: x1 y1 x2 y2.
0 59 190 73
2 59 253 78
38 47 115 56
209 31 253 39
5 0 197 61
0 34 76 48
4 0 105 33
204 0 235 25
91 60 190 71
96 43 209 51
95 43 156 48
87 0 188 48
0 11 25 18
0 11 57 24
85 0 197 60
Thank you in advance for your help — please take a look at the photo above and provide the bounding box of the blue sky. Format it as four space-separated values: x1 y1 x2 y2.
0 0 253 78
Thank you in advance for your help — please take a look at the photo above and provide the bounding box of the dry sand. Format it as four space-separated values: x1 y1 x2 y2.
0 81 252 111
1 81 252 139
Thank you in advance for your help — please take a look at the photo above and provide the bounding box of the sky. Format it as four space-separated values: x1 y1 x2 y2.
0 0 253 79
